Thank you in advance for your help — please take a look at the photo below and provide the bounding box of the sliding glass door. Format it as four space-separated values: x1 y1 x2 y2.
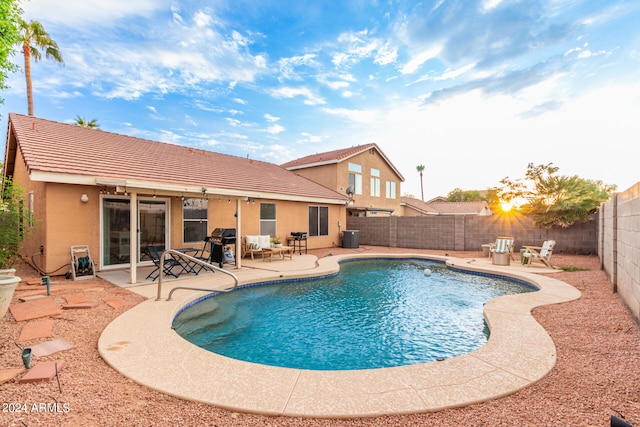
101 197 168 267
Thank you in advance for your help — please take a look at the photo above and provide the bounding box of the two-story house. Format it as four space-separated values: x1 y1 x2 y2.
281 143 405 217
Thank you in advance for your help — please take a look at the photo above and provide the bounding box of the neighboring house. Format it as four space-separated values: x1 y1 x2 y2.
281 143 405 217
2 113 348 282
401 196 492 216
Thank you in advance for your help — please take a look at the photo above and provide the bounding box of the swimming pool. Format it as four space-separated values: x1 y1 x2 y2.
172 259 536 370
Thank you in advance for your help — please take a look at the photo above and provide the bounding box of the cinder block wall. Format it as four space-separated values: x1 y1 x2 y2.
347 212 598 254
599 183 640 322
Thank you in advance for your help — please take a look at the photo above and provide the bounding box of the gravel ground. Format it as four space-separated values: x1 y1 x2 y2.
1 248 639 427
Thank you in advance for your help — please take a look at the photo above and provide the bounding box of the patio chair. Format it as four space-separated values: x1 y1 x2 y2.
192 236 215 274
522 240 556 268
145 245 181 281
242 235 271 259
489 236 515 260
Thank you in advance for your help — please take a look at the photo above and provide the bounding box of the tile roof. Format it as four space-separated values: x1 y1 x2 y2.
281 143 405 181
7 113 347 202
401 197 491 215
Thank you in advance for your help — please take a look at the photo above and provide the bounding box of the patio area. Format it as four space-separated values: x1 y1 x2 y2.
1 247 639 426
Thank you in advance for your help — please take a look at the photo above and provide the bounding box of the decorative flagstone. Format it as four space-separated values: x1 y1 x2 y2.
30 339 74 357
0 368 25 385
19 360 66 383
103 297 132 309
9 298 63 322
17 319 55 341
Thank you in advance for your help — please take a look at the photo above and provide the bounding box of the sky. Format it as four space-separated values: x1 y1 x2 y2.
2 0 639 200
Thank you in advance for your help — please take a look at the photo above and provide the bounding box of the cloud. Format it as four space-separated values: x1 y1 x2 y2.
25 5 270 102
269 86 326 105
331 29 396 69
321 107 378 123
518 100 564 119
423 61 563 104
266 124 285 134
278 54 320 80
22 0 163 28
401 46 442 74
264 114 280 122
297 132 327 143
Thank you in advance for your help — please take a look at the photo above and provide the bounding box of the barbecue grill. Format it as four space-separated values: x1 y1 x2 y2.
289 232 307 255
210 228 236 267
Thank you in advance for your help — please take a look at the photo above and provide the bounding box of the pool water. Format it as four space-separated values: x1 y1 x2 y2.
172 259 535 370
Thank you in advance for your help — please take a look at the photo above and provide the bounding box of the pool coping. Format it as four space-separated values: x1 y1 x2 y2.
98 254 581 418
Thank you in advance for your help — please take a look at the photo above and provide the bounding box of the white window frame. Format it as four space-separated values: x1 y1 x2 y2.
370 168 380 197
348 162 362 195
386 181 396 199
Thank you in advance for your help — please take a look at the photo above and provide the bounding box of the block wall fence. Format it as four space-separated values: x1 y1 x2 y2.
346 212 598 255
598 182 640 323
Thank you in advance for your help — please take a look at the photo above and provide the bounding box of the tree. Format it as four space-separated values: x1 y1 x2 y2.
18 18 63 116
74 115 100 129
0 175 28 269
497 163 616 228
416 164 425 201
0 0 22 105
446 188 485 202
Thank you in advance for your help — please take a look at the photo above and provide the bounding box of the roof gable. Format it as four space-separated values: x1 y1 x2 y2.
6 113 347 203
281 143 405 181
401 197 491 215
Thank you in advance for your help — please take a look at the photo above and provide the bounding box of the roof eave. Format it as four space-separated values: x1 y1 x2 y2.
29 170 347 204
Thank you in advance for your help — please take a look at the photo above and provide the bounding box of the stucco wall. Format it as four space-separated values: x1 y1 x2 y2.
599 183 640 322
24 188 346 273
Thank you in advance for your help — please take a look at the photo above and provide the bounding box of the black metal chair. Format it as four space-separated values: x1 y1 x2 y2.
145 245 181 281
188 236 215 274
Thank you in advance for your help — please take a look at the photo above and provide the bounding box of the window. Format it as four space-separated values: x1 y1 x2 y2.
386 181 396 199
308 206 328 237
260 203 276 236
348 162 362 195
183 198 208 243
370 168 380 197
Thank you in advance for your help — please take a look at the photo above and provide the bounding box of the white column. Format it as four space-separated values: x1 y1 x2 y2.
235 199 242 269
129 192 138 284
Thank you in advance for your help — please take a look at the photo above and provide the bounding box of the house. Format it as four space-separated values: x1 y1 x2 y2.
281 143 405 217
401 196 492 216
2 113 349 282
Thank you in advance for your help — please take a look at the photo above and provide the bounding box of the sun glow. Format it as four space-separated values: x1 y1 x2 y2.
501 201 514 212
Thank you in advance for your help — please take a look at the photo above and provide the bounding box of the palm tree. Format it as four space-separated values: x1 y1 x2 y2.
416 164 425 201
74 115 100 129
18 18 63 116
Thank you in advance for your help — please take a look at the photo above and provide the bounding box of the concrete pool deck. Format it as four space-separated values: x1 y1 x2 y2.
97 253 580 418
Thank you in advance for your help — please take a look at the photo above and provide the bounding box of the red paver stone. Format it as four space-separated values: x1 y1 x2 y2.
19 360 66 383
17 319 55 341
0 368 25 385
9 298 63 322
103 297 132 309
63 294 92 304
62 302 98 309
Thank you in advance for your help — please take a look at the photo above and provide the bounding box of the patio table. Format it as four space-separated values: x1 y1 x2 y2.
262 246 294 262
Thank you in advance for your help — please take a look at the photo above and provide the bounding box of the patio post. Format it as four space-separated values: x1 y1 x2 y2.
130 191 138 284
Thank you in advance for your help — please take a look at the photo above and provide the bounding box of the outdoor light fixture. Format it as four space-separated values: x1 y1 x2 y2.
80 194 89 203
